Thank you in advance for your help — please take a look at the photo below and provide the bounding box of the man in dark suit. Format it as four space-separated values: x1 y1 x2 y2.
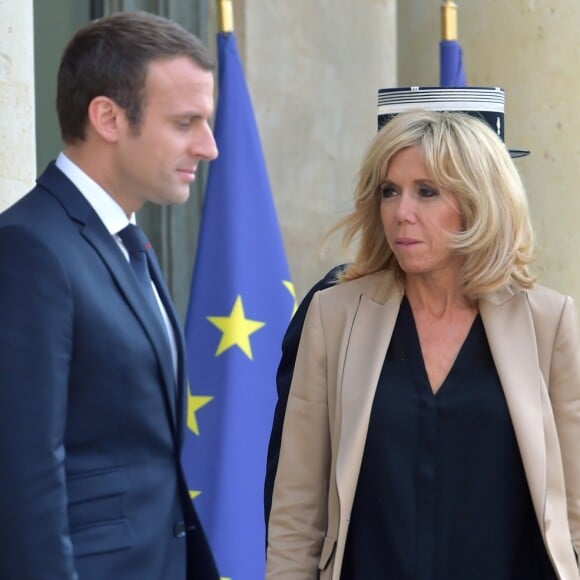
0 12 219 580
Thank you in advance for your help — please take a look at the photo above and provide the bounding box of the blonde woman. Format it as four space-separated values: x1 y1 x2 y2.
266 109 580 579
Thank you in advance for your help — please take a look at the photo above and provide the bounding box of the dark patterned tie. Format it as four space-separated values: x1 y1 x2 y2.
117 224 166 331
118 224 177 395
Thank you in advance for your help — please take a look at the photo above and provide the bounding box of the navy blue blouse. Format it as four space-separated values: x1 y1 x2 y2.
341 297 556 579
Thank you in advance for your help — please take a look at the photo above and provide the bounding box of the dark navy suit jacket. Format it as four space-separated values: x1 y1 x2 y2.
0 163 219 580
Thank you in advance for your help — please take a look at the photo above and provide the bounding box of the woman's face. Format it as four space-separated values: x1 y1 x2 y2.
379 146 464 283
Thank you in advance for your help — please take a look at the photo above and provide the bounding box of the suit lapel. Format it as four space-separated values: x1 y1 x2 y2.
38 164 178 429
336 277 403 516
146 247 188 438
479 290 546 524
82 218 177 421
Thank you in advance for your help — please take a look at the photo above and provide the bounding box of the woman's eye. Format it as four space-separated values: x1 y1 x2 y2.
419 186 438 198
379 185 397 198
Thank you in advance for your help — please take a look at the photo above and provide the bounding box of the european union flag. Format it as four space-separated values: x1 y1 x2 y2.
183 31 295 580
440 39 467 87
440 0 467 89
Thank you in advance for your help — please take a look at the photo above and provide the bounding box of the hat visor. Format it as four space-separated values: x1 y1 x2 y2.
509 148 530 159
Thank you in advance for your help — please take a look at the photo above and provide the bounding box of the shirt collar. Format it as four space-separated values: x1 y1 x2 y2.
55 152 136 234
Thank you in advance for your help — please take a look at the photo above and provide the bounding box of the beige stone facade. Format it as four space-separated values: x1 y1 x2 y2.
0 0 36 209
240 0 397 298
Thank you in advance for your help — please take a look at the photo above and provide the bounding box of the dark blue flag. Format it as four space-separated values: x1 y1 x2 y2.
183 31 295 580
440 39 467 87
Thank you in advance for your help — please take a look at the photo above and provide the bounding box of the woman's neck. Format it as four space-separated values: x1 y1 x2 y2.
404 273 477 319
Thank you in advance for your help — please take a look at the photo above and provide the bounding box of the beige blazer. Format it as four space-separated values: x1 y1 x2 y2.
266 270 580 580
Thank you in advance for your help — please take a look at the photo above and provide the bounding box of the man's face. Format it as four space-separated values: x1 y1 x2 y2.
112 56 218 215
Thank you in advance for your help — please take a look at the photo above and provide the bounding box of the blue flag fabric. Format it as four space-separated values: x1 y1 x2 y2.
183 32 295 580
440 39 467 87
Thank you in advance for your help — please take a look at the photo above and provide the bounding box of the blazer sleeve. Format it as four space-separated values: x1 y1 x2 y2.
547 295 580 563
0 226 77 579
266 289 331 580
264 265 345 528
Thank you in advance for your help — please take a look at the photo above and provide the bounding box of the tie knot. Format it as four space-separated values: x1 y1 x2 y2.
118 224 150 253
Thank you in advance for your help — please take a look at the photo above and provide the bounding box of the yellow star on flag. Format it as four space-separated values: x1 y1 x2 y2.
207 295 265 360
187 393 213 436
283 280 297 316
189 490 202 500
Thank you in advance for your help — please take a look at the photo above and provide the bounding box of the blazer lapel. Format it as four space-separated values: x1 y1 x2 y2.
479 289 546 524
336 275 403 517
334 279 548 540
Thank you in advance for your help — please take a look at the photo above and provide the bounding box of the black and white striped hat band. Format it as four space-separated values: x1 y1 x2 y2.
377 86 529 158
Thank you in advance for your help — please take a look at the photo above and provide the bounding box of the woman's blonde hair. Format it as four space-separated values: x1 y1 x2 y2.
334 109 535 299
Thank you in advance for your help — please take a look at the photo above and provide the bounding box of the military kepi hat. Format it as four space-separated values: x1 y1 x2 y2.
377 86 529 158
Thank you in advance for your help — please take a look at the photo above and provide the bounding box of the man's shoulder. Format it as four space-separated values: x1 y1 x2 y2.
1 163 63 218
1 186 59 227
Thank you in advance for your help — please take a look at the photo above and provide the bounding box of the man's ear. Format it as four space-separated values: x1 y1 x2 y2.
87 96 126 143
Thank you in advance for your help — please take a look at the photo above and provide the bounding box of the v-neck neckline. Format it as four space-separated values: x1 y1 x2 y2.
401 296 481 397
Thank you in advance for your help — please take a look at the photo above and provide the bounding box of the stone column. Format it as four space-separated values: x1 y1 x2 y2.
236 0 397 298
398 0 580 302
0 0 36 211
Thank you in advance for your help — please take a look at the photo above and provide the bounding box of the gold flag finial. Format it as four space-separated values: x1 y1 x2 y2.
218 0 234 33
441 0 458 41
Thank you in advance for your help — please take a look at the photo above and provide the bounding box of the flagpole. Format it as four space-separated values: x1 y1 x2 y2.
218 0 234 33
441 0 458 41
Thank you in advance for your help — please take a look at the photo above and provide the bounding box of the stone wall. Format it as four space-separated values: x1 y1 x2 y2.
240 0 397 298
0 0 36 210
